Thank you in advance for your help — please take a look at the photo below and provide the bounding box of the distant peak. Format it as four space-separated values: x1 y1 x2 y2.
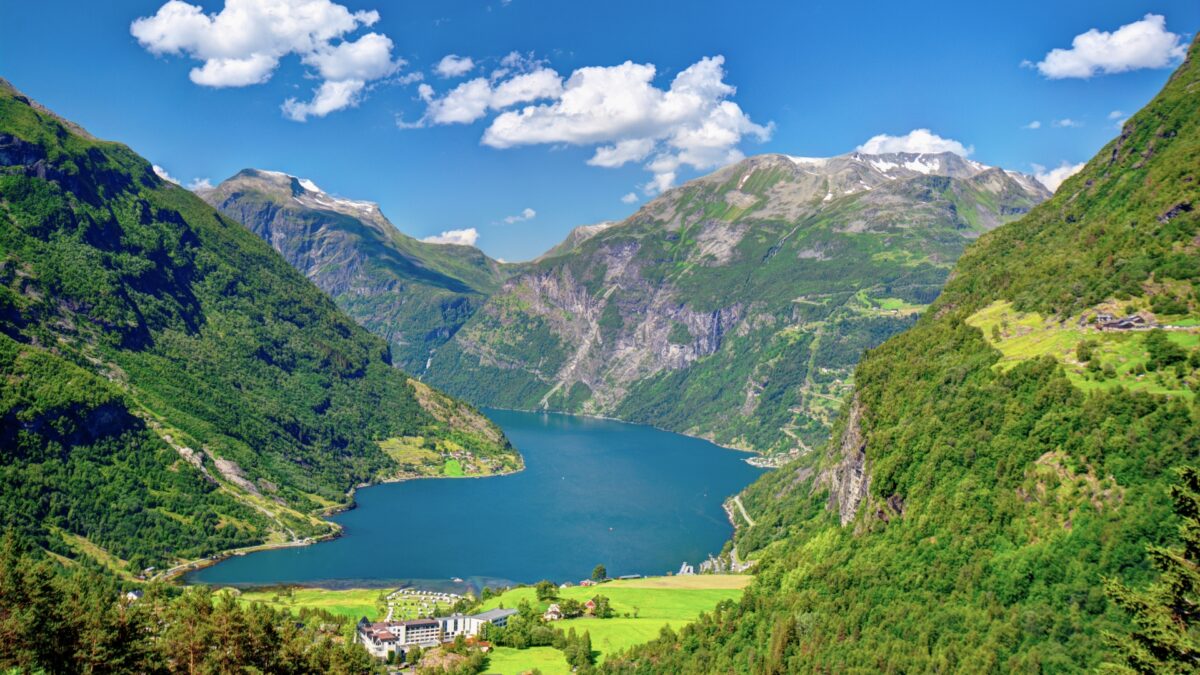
224 169 382 218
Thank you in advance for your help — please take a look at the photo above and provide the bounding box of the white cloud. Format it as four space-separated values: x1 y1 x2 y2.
1034 14 1187 79
1108 110 1125 120
856 129 973 156
1053 118 1083 128
152 165 180 184
621 192 639 204
502 207 537 224
132 0 405 120
435 54 475 78
461 55 770 193
492 69 564 108
588 139 656 168
424 78 493 124
420 69 563 125
1023 120 1042 130
1033 161 1086 192
301 32 398 81
422 228 479 246
187 177 213 191
283 79 367 121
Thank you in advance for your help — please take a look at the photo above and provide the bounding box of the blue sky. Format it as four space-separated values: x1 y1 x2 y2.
2 1 1197 261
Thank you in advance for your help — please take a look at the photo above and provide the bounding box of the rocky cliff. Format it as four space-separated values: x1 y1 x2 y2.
428 151 1050 453
199 170 507 372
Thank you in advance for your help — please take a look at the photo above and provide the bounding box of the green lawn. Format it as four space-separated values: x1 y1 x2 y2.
444 459 465 476
486 647 570 675
229 587 386 620
478 575 752 670
967 300 1198 399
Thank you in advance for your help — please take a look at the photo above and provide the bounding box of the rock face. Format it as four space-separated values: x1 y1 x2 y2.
817 396 871 525
428 151 1050 453
198 170 506 373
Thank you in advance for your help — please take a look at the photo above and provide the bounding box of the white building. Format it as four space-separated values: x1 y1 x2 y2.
357 608 518 660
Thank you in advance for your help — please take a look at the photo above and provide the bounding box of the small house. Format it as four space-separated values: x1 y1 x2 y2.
543 603 563 621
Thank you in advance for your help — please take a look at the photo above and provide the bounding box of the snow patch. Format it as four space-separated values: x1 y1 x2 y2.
903 155 940 174
298 178 321 193
788 156 828 167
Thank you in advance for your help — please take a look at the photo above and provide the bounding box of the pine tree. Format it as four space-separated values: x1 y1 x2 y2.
1105 467 1200 673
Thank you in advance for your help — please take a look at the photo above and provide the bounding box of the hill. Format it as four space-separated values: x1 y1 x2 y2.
428 149 1049 454
606 34 1200 673
0 78 518 576
198 169 508 373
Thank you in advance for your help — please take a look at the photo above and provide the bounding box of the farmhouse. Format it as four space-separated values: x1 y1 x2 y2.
543 603 563 621
356 608 518 660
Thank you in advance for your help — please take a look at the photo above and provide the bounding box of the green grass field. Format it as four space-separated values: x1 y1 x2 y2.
486 647 570 675
229 587 386 620
967 300 1198 399
444 459 465 476
478 575 752 671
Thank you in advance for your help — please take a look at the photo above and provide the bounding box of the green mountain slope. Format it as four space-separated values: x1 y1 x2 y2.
606 35 1200 673
428 151 1049 455
198 170 507 373
0 79 518 575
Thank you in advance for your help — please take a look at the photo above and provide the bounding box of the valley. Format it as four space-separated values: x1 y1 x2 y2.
2 4 1199 674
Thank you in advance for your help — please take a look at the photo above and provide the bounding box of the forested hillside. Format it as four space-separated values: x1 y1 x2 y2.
429 151 1048 455
607 34 1200 673
0 78 518 576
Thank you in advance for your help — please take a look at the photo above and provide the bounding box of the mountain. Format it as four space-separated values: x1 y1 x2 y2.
427 150 1050 454
607 35 1200 673
0 79 518 575
198 169 507 373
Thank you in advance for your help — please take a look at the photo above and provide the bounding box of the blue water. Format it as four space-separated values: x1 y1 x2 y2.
188 409 764 589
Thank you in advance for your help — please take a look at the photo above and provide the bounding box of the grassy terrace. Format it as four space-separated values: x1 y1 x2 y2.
479 575 752 670
967 300 1200 398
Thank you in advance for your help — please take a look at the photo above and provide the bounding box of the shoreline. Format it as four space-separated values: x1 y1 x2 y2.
161 463 526 585
482 405 764 457
168 409 754 588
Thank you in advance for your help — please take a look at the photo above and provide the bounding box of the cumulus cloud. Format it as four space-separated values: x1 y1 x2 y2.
407 55 768 193
152 165 180 184
422 228 479 246
856 129 973 156
1033 161 1086 192
417 69 563 126
435 54 475 78
475 56 769 193
1034 14 1187 79
187 177 213 191
501 207 536 224
621 192 639 204
1023 120 1042 130
131 0 404 121
1053 118 1083 128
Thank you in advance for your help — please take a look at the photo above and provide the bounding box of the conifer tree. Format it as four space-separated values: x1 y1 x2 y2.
1105 467 1200 673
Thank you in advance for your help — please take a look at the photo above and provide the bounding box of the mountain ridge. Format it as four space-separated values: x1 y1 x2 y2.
199 168 510 372
426 146 1050 454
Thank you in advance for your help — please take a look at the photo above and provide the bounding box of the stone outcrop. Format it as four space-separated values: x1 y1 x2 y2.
817 396 871 526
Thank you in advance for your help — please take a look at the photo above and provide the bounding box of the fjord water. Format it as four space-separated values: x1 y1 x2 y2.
189 409 764 588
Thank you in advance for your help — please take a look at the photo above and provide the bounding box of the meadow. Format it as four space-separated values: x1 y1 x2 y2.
478 575 752 668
